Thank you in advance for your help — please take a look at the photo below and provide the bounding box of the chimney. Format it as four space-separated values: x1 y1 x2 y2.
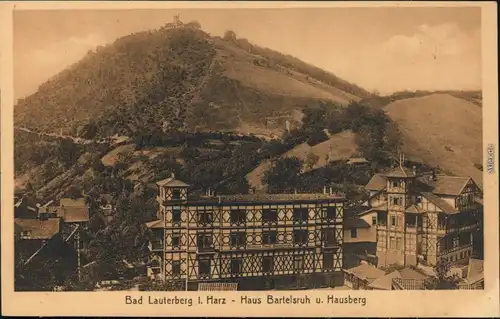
323 186 327 195
218 196 221 204
329 187 333 196
294 188 298 194
206 187 211 197
412 165 417 176
171 172 175 179
432 169 437 181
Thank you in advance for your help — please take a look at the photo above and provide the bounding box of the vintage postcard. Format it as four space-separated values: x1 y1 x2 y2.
1 1 498 317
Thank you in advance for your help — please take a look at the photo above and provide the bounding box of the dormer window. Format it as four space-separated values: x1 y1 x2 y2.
392 181 400 188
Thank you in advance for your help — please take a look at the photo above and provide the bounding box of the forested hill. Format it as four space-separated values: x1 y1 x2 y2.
14 23 372 140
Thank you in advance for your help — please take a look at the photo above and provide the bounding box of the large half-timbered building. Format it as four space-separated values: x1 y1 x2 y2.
363 164 483 267
146 174 345 290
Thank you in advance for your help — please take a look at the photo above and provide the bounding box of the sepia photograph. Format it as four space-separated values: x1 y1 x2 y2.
1 1 498 317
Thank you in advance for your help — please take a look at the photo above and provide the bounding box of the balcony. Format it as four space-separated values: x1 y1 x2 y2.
405 224 417 233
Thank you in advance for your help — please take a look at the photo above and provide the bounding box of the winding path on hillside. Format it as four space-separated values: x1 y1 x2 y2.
14 126 129 146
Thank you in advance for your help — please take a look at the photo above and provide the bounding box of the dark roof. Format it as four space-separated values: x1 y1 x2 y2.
344 263 385 283
421 192 458 214
344 218 371 229
383 166 416 178
365 174 387 191
418 175 472 196
201 193 344 205
15 218 60 239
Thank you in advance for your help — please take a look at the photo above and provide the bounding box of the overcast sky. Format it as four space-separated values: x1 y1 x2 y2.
14 7 481 99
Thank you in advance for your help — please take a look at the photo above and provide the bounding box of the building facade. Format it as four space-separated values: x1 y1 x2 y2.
146 174 345 290
363 165 483 267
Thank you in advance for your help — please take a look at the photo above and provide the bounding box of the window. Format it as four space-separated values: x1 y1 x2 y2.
172 233 181 248
20 231 31 237
396 238 402 250
172 208 182 223
392 197 402 206
391 216 396 227
262 231 277 245
350 228 358 238
452 236 459 248
406 214 416 227
438 214 447 229
171 189 181 200
197 210 213 224
392 181 400 188
151 260 161 274
371 216 377 226
197 233 213 250
262 209 278 222
293 255 304 271
324 207 336 219
230 209 246 224
389 237 396 249
323 253 334 270
323 229 336 245
172 260 181 275
415 196 422 205
230 258 243 275
262 256 273 273
293 230 308 245
199 259 211 276
293 208 308 222
230 232 246 247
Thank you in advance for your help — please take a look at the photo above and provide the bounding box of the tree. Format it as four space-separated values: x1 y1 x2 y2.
305 152 319 171
186 20 201 29
262 157 303 193
223 30 237 42
424 259 461 290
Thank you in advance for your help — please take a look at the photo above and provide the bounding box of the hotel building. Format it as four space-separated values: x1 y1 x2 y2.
363 164 483 267
146 174 345 290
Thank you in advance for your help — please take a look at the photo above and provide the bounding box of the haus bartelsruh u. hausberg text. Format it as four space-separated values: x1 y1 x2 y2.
146 174 345 290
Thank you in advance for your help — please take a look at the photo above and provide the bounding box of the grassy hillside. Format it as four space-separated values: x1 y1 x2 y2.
14 25 371 140
246 130 358 192
384 93 483 185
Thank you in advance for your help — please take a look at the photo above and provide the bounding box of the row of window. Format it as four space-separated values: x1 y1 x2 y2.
165 207 339 224
159 229 338 249
162 254 338 276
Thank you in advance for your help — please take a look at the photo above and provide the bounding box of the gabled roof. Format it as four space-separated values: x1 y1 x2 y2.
368 270 402 290
15 218 60 240
156 177 190 188
383 166 416 178
421 192 458 214
344 263 385 283
405 204 424 214
418 175 473 196
365 174 387 191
